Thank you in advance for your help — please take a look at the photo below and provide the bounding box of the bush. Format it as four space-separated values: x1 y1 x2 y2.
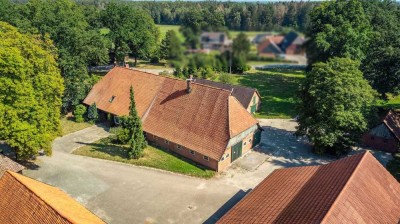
219 73 236 84
110 126 130 144
87 103 98 123
73 104 87 123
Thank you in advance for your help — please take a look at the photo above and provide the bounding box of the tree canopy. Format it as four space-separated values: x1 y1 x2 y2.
0 22 64 160
296 57 376 155
305 0 371 66
160 30 183 60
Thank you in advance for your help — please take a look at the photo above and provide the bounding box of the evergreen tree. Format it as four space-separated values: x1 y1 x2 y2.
87 103 98 123
160 30 183 60
127 86 147 159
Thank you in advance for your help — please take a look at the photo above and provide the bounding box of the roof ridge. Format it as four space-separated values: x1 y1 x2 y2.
321 151 369 223
118 67 233 94
195 78 257 91
5 171 73 223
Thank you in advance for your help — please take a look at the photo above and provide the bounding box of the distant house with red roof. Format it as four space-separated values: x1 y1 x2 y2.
0 171 105 224
84 67 262 171
218 151 400 223
0 155 24 177
362 110 400 153
257 31 305 58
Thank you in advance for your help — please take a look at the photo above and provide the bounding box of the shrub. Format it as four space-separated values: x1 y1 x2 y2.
110 126 130 144
87 103 98 123
219 73 236 84
73 104 87 123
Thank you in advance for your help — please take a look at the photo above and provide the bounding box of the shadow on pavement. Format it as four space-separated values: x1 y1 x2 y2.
203 189 251 224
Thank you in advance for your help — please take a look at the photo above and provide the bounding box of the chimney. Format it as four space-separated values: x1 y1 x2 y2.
125 62 129 68
186 75 193 93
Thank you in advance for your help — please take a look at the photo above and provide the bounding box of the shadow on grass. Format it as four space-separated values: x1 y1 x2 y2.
238 70 304 118
203 189 251 224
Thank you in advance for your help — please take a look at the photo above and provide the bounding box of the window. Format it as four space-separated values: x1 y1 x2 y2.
109 96 116 103
220 157 225 162
226 153 230 158
249 139 252 143
189 150 195 155
164 140 169 145
153 135 158 140
203 156 209 161
244 142 247 146
177 145 182 150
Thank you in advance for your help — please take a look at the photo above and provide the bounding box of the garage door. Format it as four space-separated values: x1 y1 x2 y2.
231 141 242 162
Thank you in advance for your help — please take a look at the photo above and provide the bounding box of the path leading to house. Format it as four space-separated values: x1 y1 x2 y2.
23 119 391 223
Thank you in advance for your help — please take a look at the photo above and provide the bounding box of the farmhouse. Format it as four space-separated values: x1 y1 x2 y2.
218 151 400 223
362 110 400 153
84 67 261 171
257 31 305 58
0 171 105 224
0 155 24 177
200 32 232 52
193 78 261 114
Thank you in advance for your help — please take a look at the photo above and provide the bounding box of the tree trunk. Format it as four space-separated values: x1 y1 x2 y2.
134 56 137 67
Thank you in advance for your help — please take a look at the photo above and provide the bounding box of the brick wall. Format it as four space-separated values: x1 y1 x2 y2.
144 132 218 170
362 133 399 153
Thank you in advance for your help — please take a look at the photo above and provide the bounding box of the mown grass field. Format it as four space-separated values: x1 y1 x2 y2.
73 137 215 178
228 69 305 119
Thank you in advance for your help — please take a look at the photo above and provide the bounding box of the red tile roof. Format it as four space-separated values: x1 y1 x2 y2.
84 67 258 160
383 110 400 141
0 171 105 224
0 155 24 176
218 151 400 223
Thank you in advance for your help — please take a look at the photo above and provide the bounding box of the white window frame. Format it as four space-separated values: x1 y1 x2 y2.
177 145 182 150
189 150 196 155
203 156 209 161
226 153 230 158
164 139 169 145
153 135 158 140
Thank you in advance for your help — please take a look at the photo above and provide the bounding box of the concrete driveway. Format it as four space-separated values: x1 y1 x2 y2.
23 119 390 223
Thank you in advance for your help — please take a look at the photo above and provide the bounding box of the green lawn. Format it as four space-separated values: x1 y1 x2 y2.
156 25 185 43
385 94 400 109
73 137 215 178
228 69 305 119
60 116 93 136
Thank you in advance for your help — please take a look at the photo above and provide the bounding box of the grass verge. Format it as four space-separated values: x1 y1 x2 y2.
72 137 216 178
60 116 93 136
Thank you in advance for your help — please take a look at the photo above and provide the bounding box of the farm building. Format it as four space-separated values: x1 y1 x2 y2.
0 171 105 224
0 154 24 177
362 110 400 153
200 32 232 53
218 151 400 223
257 31 305 58
193 78 261 114
84 67 261 171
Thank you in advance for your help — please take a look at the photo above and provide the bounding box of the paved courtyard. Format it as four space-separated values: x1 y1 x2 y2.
22 119 391 223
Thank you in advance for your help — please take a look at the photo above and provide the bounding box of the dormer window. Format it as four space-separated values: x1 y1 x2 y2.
109 96 116 103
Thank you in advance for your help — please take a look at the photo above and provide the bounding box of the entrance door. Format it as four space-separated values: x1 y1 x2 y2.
231 141 243 162
250 104 257 114
252 130 261 147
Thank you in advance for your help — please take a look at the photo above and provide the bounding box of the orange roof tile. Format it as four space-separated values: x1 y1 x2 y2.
84 67 259 160
84 67 165 117
218 151 400 223
383 110 400 141
0 171 105 224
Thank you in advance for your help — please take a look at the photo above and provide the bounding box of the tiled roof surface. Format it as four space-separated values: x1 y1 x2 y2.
383 110 400 141
0 155 24 176
218 151 400 223
84 67 258 160
84 67 165 116
257 36 284 54
0 171 105 224
228 96 258 137
193 78 259 109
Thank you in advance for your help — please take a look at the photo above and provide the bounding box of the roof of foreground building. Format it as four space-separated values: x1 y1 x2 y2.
218 151 400 223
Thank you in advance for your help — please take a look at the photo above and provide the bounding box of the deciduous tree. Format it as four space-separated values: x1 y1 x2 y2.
296 57 376 155
0 22 64 160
